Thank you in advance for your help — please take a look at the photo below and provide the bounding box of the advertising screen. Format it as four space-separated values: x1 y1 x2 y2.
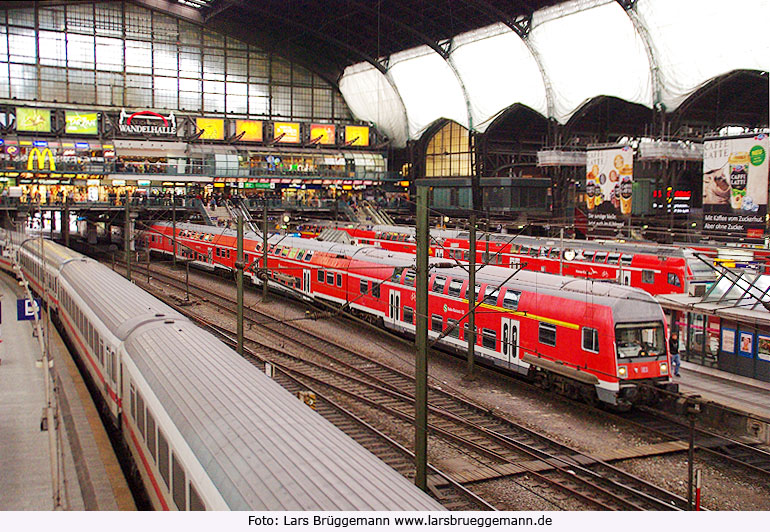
585 145 633 230
235 120 263 142
196 118 225 140
65 111 98 135
311 124 336 145
274 122 300 143
17 108 51 133
345 125 370 146
703 134 769 240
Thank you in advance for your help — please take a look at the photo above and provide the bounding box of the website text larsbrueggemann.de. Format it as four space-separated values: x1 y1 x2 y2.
249 514 554 528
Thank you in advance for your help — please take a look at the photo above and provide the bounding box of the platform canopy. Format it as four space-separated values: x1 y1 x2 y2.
338 0 770 147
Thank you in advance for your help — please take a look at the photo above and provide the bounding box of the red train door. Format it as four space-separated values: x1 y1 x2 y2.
501 317 519 364
388 290 401 325
302 269 311 294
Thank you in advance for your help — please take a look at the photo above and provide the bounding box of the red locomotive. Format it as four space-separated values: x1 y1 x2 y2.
147 221 676 408
298 222 716 296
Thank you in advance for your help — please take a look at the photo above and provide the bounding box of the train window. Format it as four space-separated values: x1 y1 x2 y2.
189 484 205 511
583 251 595 262
463 251 469 261
304 251 313 261
391 267 405 283
297 250 305 261
667 273 681 287
404 269 416 286
502 290 520 310
620 255 633 267
146 412 157 461
158 430 170 488
582 327 599 353
484 289 499 306
281 248 289 257
372 283 380 299
642 270 655 284
448 279 463 298
475 284 484 301
336 273 342 287
227 249 232 259
130 383 136 421
288 248 298 259
482 329 497 350
360 279 368 295
215 248 220 257
172 453 186 511
111 350 118 383
326 272 334 285
432 275 447 293
431 314 443 333
550 248 560 259
446 319 460 339
539 323 557 347
594 252 607 263
137 393 146 439
403 306 414 324
99 339 105 366
317 270 324 283
607 253 621 264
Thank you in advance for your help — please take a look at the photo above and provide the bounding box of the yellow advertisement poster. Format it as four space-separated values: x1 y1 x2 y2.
65 111 98 135
345 125 369 146
310 124 336 145
274 122 300 143
236 120 263 142
17 108 51 133
196 118 225 140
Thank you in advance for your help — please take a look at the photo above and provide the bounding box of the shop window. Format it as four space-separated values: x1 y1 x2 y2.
582 327 599 353
539 323 557 347
642 270 655 284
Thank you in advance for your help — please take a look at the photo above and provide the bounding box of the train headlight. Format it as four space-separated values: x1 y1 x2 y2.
659 362 668 375
618 365 627 378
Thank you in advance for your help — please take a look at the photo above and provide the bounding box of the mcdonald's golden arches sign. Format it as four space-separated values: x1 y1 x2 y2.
27 148 56 171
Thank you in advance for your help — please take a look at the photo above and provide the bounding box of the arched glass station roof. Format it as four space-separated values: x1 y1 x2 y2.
339 0 770 147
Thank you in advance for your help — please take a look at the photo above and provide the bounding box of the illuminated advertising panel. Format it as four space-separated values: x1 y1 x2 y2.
17 108 51 133
345 125 370 146
235 120 263 142
274 122 300 143
310 124 336 145
65 111 98 135
703 133 769 240
585 145 633 230
196 118 225 140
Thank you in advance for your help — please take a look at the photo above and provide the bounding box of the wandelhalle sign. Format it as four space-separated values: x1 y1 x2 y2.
703 134 769 240
117 109 177 136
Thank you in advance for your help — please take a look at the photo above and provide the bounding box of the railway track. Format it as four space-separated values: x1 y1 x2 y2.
111 257 689 511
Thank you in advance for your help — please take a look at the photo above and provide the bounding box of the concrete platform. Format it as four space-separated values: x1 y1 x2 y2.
678 361 770 421
0 273 134 510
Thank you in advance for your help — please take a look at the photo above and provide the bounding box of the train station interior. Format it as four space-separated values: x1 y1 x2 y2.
0 0 768 520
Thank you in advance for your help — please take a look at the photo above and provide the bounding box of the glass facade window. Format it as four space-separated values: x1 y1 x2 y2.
0 2 351 120
425 121 471 177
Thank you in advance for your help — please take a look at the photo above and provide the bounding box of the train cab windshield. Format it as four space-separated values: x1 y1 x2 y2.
615 322 666 358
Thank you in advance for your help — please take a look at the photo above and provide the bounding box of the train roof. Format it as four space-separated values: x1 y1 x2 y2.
19 236 83 270
60 259 185 340
125 320 444 511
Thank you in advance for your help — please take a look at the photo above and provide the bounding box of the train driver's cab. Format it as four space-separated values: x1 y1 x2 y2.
615 321 669 381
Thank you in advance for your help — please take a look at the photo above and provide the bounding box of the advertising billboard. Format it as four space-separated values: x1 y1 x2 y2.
17 108 51 133
310 124 336 145
196 118 225 140
235 120 263 142
274 122 300 143
118 109 177 136
585 145 633 229
703 134 769 240
345 125 370 147
65 111 98 135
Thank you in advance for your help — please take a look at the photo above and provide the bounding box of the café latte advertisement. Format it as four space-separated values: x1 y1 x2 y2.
585 146 633 229
703 134 769 240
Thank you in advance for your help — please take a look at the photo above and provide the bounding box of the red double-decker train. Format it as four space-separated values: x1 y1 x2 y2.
146 221 676 408
297 222 716 296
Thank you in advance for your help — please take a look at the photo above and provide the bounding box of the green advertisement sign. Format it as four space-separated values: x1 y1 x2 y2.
65 111 98 135
16 107 51 133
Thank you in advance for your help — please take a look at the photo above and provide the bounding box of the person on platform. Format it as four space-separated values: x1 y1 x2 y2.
669 331 681 377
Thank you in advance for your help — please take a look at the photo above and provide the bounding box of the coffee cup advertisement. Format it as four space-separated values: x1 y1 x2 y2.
703 134 768 240
586 146 633 230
